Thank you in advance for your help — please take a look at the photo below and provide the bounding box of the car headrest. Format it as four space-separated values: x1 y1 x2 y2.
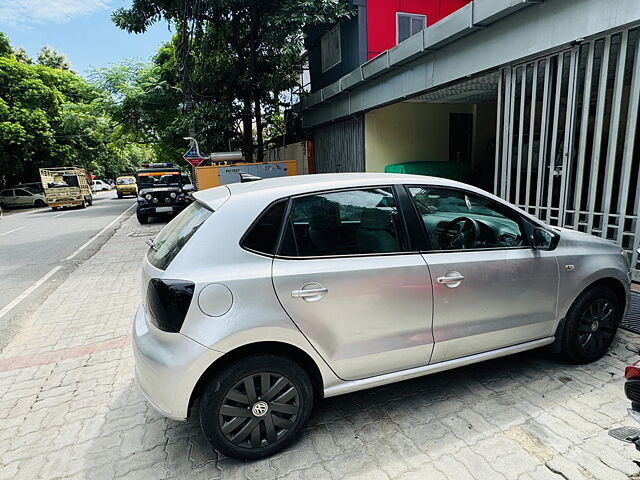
360 208 392 230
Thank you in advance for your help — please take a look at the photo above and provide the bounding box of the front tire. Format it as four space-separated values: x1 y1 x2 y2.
200 355 314 460
34 199 45 207
136 209 149 224
561 285 621 363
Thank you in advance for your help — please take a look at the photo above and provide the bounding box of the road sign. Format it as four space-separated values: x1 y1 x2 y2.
183 146 206 168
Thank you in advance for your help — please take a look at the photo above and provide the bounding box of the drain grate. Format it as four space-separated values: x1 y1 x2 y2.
621 292 640 334
608 426 640 443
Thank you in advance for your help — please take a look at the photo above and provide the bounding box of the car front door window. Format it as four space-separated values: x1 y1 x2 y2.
408 187 525 251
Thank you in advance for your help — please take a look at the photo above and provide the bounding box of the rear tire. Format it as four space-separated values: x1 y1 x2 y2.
136 209 149 224
200 354 314 460
561 285 621 363
51 206 58 211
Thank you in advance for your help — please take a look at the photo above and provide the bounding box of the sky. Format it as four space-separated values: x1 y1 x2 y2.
0 0 172 76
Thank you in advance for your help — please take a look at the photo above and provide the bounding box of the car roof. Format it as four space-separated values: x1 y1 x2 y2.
195 173 463 203
192 172 547 227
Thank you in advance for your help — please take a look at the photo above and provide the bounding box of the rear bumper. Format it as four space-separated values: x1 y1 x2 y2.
49 201 82 207
132 305 224 421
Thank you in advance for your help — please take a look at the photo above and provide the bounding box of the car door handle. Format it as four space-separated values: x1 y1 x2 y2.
437 272 465 288
291 287 328 298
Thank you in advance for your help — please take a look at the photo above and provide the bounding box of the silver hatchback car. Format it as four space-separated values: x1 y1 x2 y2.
133 173 631 459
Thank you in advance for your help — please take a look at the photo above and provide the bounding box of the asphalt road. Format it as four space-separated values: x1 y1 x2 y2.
0 191 136 351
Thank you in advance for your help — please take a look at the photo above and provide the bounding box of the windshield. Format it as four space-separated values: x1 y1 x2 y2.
147 202 212 270
117 178 135 185
137 172 182 188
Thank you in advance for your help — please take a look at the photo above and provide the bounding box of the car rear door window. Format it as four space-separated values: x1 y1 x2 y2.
147 201 212 270
280 188 406 257
241 200 287 255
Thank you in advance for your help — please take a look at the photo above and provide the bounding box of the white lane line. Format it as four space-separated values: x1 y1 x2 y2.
0 227 25 238
52 211 69 219
65 204 135 261
0 266 62 320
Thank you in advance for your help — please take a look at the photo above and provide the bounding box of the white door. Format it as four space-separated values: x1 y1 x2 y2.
406 186 559 363
271 187 434 381
1 189 15 206
14 189 33 206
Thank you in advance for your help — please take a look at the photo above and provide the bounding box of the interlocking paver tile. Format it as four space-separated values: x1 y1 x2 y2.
1 214 640 479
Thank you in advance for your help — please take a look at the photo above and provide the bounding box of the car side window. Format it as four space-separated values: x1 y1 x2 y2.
241 200 287 255
0 190 12 196
15 189 30 197
407 187 525 251
279 188 406 257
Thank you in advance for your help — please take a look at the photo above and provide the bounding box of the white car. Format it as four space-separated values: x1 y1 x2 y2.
133 173 630 459
0 187 47 208
91 180 112 192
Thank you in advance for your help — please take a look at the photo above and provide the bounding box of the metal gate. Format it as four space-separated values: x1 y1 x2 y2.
313 115 365 174
495 27 640 280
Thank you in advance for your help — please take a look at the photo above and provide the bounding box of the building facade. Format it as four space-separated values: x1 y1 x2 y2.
299 0 640 279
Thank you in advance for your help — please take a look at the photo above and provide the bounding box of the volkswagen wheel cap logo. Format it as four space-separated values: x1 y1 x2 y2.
252 401 269 417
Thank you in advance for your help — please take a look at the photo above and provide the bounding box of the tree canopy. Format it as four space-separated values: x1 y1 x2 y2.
0 35 151 187
113 0 353 161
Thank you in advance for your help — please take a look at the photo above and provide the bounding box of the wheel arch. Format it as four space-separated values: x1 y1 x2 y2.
188 341 325 418
585 277 628 310
553 275 629 353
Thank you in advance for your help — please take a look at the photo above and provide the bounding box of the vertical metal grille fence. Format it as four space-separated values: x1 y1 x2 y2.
313 115 365 174
495 27 640 280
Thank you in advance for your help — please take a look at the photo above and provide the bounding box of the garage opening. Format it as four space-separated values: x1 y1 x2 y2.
363 71 500 192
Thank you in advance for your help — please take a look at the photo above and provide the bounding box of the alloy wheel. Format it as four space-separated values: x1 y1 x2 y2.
577 299 616 354
218 372 300 450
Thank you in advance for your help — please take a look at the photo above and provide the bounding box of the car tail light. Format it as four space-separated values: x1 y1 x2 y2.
146 279 195 332
625 361 640 380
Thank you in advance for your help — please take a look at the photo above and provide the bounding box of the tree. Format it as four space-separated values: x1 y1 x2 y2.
13 47 33 64
37 45 72 71
0 32 10 57
112 0 352 161
0 33 142 186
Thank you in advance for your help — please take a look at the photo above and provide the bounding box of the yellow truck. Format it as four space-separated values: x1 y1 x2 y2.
39 167 93 210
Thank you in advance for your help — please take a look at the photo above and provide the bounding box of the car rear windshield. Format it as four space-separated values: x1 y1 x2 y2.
147 202 212 270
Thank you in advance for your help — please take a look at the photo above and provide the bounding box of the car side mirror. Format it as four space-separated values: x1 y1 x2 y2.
183 184 195 192
532 227 560 251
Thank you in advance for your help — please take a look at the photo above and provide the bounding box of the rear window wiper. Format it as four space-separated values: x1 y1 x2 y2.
146 238 158 251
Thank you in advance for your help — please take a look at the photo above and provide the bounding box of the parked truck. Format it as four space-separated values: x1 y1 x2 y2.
39 167 93 210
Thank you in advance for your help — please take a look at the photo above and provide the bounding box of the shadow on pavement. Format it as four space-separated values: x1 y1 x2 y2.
84 335 637 479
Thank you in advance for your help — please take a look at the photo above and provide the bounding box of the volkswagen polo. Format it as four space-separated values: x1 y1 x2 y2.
132 173 631 459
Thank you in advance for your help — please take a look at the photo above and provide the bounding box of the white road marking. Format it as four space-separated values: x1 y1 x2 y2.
0 227 24 238
52 211 69 219
0 266 62 320
65 204 135 260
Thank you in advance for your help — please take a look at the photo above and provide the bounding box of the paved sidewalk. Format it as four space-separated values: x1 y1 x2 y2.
1 215 640 480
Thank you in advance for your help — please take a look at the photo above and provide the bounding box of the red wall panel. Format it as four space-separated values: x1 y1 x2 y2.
367 0 471 59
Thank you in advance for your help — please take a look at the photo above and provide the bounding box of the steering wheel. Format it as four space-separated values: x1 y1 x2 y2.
440 216 481 250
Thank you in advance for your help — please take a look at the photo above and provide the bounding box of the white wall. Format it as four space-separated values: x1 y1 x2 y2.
364 102 474 172
264 141 309 175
